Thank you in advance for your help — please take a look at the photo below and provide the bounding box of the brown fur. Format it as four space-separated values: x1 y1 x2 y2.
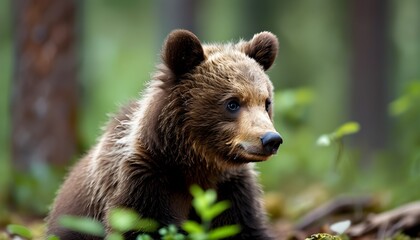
47 30 281 240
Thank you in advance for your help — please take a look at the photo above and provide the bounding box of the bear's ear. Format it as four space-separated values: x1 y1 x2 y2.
242 31 279 71
162 29 205 76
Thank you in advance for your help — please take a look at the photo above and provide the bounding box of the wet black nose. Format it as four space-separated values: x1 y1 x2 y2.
260 132 283 155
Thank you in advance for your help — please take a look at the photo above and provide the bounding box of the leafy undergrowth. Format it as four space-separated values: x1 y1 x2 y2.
2 186 240 240
2 196 419 240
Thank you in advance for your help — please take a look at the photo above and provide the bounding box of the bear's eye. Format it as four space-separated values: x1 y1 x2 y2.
226 99 241 113
265 99 271 112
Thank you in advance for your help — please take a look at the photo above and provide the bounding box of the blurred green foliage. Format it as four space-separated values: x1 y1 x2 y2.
387 80 420 206
59 215 106 237
1 0 420 220
12 163 65 214
0 0 12 216
6 224 33 239
108 208 158 234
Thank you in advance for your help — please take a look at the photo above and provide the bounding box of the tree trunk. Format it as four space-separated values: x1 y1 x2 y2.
157 0 198 40
350 0 389 168
11 0 79 170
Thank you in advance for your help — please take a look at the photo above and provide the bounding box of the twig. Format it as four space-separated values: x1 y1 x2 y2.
295 196 376 231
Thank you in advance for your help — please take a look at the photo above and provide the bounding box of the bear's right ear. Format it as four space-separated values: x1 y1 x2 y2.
162 29 205 76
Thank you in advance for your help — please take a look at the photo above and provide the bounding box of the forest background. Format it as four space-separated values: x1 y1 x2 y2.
0 0 419 235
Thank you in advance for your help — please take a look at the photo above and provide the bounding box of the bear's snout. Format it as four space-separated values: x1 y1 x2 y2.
260 132 283 155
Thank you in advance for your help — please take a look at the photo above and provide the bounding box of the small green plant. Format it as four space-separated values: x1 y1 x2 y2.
316 121 360 168
137 185 240 240
181 185 240 240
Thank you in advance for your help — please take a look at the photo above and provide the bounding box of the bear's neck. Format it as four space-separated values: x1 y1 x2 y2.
146 140 224 189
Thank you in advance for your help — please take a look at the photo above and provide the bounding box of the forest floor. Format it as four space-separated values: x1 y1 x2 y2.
271 196 420 240
1 196 420 240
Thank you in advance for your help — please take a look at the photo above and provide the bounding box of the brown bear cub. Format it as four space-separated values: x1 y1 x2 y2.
47 29 283 240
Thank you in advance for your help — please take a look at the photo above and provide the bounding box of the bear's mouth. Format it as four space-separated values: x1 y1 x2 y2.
236 145 273 162
242 151 271 162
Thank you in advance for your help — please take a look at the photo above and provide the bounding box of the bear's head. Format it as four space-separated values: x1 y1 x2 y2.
147 30 282 166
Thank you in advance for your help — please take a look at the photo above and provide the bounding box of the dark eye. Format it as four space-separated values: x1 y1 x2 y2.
226 99 240 113
265 99 271 112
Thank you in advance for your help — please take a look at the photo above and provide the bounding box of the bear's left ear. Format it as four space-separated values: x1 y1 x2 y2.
162 29 205 76
242 32 279 71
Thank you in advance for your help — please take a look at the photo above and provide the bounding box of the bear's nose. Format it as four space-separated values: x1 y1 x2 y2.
260 132 283 155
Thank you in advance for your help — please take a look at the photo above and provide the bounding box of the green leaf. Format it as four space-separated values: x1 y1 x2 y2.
182 220 204 234
137 234 153 240
109 208 140 232
6 224 33 239
389 81 420 116
406 81 420 95
106 232 124 240
202 201 230 221
317 122 360 147
136 218 159 232
187 233 207 240
59 215 106 237
389 95 411 116
172 233 187 240
191 185 210 216
334 122 360 138
295 88 314 105
190 185 204 199
46 235 60 240
108 208 158 233
203 189 217 205
208 225 240 240
159 227 168 235
192 197 206 215
191 186 220 219
159 225 186 240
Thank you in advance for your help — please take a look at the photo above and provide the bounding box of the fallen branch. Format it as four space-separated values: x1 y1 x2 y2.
295 196 377 231
347 201 420 238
